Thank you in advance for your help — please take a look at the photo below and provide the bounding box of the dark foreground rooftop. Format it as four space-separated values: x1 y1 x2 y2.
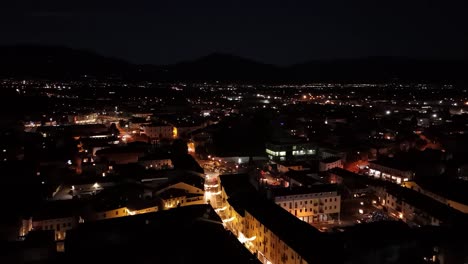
64 204 259 264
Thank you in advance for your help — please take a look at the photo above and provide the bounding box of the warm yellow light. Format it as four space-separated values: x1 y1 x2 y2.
238 232 257 243
215 206 227 212
222 217 235 223
125 208 136 215
173 127 178 139
187 142 195 153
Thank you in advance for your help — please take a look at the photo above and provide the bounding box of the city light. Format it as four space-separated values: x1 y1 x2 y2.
238 232 256 243
215 206 227 212
222 217 235 223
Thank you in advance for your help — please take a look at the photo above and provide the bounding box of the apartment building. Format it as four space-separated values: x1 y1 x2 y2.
270 184 341 223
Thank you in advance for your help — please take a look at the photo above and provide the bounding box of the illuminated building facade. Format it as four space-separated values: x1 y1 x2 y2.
266 142 317 162
368 160 414 184
271 185 341 223
219 174 334 264
138 157 173 170
142 124 175 140
93 205 158 221
21 216 81 242
373 184 464 227
158 188 205 209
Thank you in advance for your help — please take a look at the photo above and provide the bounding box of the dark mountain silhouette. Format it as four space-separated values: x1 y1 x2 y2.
162 53 281 82
0 45 467 83
287 57 468 83
0 45 133 79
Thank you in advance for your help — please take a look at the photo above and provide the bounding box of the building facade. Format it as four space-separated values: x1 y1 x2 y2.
319 157 343 172
139 158 173 170
266 142 317 162
142 124 176 140
218 174 335 264
368 161 414 184
273 187 341 223
20 216 82 242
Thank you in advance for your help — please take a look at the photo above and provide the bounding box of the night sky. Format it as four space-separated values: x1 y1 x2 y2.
1 0 467 65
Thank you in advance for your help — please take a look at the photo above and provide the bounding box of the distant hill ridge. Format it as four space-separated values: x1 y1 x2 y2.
0 45 466 83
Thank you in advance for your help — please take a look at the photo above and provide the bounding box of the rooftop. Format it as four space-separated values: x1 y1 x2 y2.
31 200 85 221
158 188 189 200
370 158 414 172
283 169 323 186
138 152 171 161
143 121 172 127
153 171 205 192
219 173 257 197
228 194 336 263
321 156 342 163
271 184 338 197
416 178 468 205
385 183 466 225
64 205 260 264
219 174 337 263
95 146 147 155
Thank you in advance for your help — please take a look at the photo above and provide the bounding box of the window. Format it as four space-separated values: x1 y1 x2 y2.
115 211 118 215
68 223 72 227
325 206 327 210
305 201 308 205
334 198 337 201
62 223 66 227
334 205 337 209
56 224 60 231
325 199 327 202
283 203 286 206
300 201 302 205
103 213 107 218
300 209 302 213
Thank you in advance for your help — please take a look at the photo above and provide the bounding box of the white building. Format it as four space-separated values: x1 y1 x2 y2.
271 185 341 223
